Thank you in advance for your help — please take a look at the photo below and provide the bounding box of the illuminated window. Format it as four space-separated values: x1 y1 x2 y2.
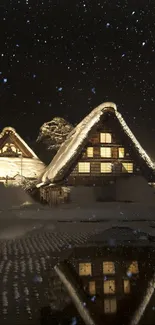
124 280 130 294
122 162 133 173
101 163 112 173
87 147 94 157
103 262 115 275
127 261 139 274
78 162 90 173
104 280 115 294
79 263 92 276
89 281 96 295
104 298 117 314
100 133 112 143
100 147 111 158
3 143 17 153
118 147 124 158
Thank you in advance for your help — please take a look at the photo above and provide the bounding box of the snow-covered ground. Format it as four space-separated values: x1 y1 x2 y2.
2 201 155 221
1 184 155 324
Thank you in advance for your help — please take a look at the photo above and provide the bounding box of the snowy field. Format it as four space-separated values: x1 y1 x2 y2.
1 201 155 222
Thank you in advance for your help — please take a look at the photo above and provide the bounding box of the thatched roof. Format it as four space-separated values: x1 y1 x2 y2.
37 102 155 187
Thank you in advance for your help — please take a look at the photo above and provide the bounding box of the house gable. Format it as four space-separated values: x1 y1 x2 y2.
66 111 153 185
0 127 38 158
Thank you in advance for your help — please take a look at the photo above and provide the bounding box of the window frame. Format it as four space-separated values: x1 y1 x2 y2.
104 298 117 314
118 147 125 158
123 279 130 294
103 262 115 275
122 162 133 173
87 147 94 158
89 281 96 295
100 133 112 143
78 162 90 173
100 162 112 173
127 261 139 274
103 280 115 294
79 262 92 276
100 147 112 158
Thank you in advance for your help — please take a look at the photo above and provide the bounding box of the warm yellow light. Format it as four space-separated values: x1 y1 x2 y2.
104 280 115 294
124 280 130 294
100 133 112 143
100 162 112 173
87 147 94 157
79 263 92 276
118 147 124 158
78 162 90 173
89 281 96 295
103 262 115 274
100 147 111 157
127 261 139 274
122 162 133 173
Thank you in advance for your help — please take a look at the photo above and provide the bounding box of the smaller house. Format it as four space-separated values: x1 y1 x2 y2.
0 126 45 186
37 102 155 205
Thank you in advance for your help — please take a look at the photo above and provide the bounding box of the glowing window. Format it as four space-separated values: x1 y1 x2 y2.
79 263 92 276
103 262 115 275
89 281 96 295
100 133 112 143
104 298 117 314
101 163 112 173
100 147 111 158
104 280 115 294
78 162 90 173
87 147 94 157
122 162 133 173
127 261 139 274
124 280 130 294
118 147 124 158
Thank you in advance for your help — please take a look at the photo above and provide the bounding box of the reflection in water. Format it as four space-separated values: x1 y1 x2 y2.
48 245 155 325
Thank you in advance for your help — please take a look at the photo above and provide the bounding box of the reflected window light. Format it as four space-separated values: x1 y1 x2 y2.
89 281 96 295
127 261 139 274
103 262 115 274
79 263 92 276
104 280 115 294
104 298 117 314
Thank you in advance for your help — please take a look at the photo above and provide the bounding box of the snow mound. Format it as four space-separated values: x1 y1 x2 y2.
0 183 40 210
116 176 155 203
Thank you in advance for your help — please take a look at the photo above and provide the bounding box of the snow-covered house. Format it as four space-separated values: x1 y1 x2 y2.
0 126 45 185
37 102 155 205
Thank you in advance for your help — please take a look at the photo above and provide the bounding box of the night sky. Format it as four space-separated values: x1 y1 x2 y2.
0 1 155 159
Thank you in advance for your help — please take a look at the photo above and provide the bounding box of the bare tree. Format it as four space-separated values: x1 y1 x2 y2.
37 117 73 152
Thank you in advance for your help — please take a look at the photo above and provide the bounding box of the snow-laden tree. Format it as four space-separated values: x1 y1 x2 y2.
37 117 74 151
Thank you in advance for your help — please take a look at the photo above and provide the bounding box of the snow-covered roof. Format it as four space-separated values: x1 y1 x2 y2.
0 127 38 159
38 102 155 186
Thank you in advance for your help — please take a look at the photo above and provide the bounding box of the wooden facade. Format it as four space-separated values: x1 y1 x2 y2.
66 112 152 186
39 186 70 206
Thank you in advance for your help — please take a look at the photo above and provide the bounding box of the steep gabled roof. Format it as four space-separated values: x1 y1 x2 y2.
38 102 155 187
0 127 38 158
